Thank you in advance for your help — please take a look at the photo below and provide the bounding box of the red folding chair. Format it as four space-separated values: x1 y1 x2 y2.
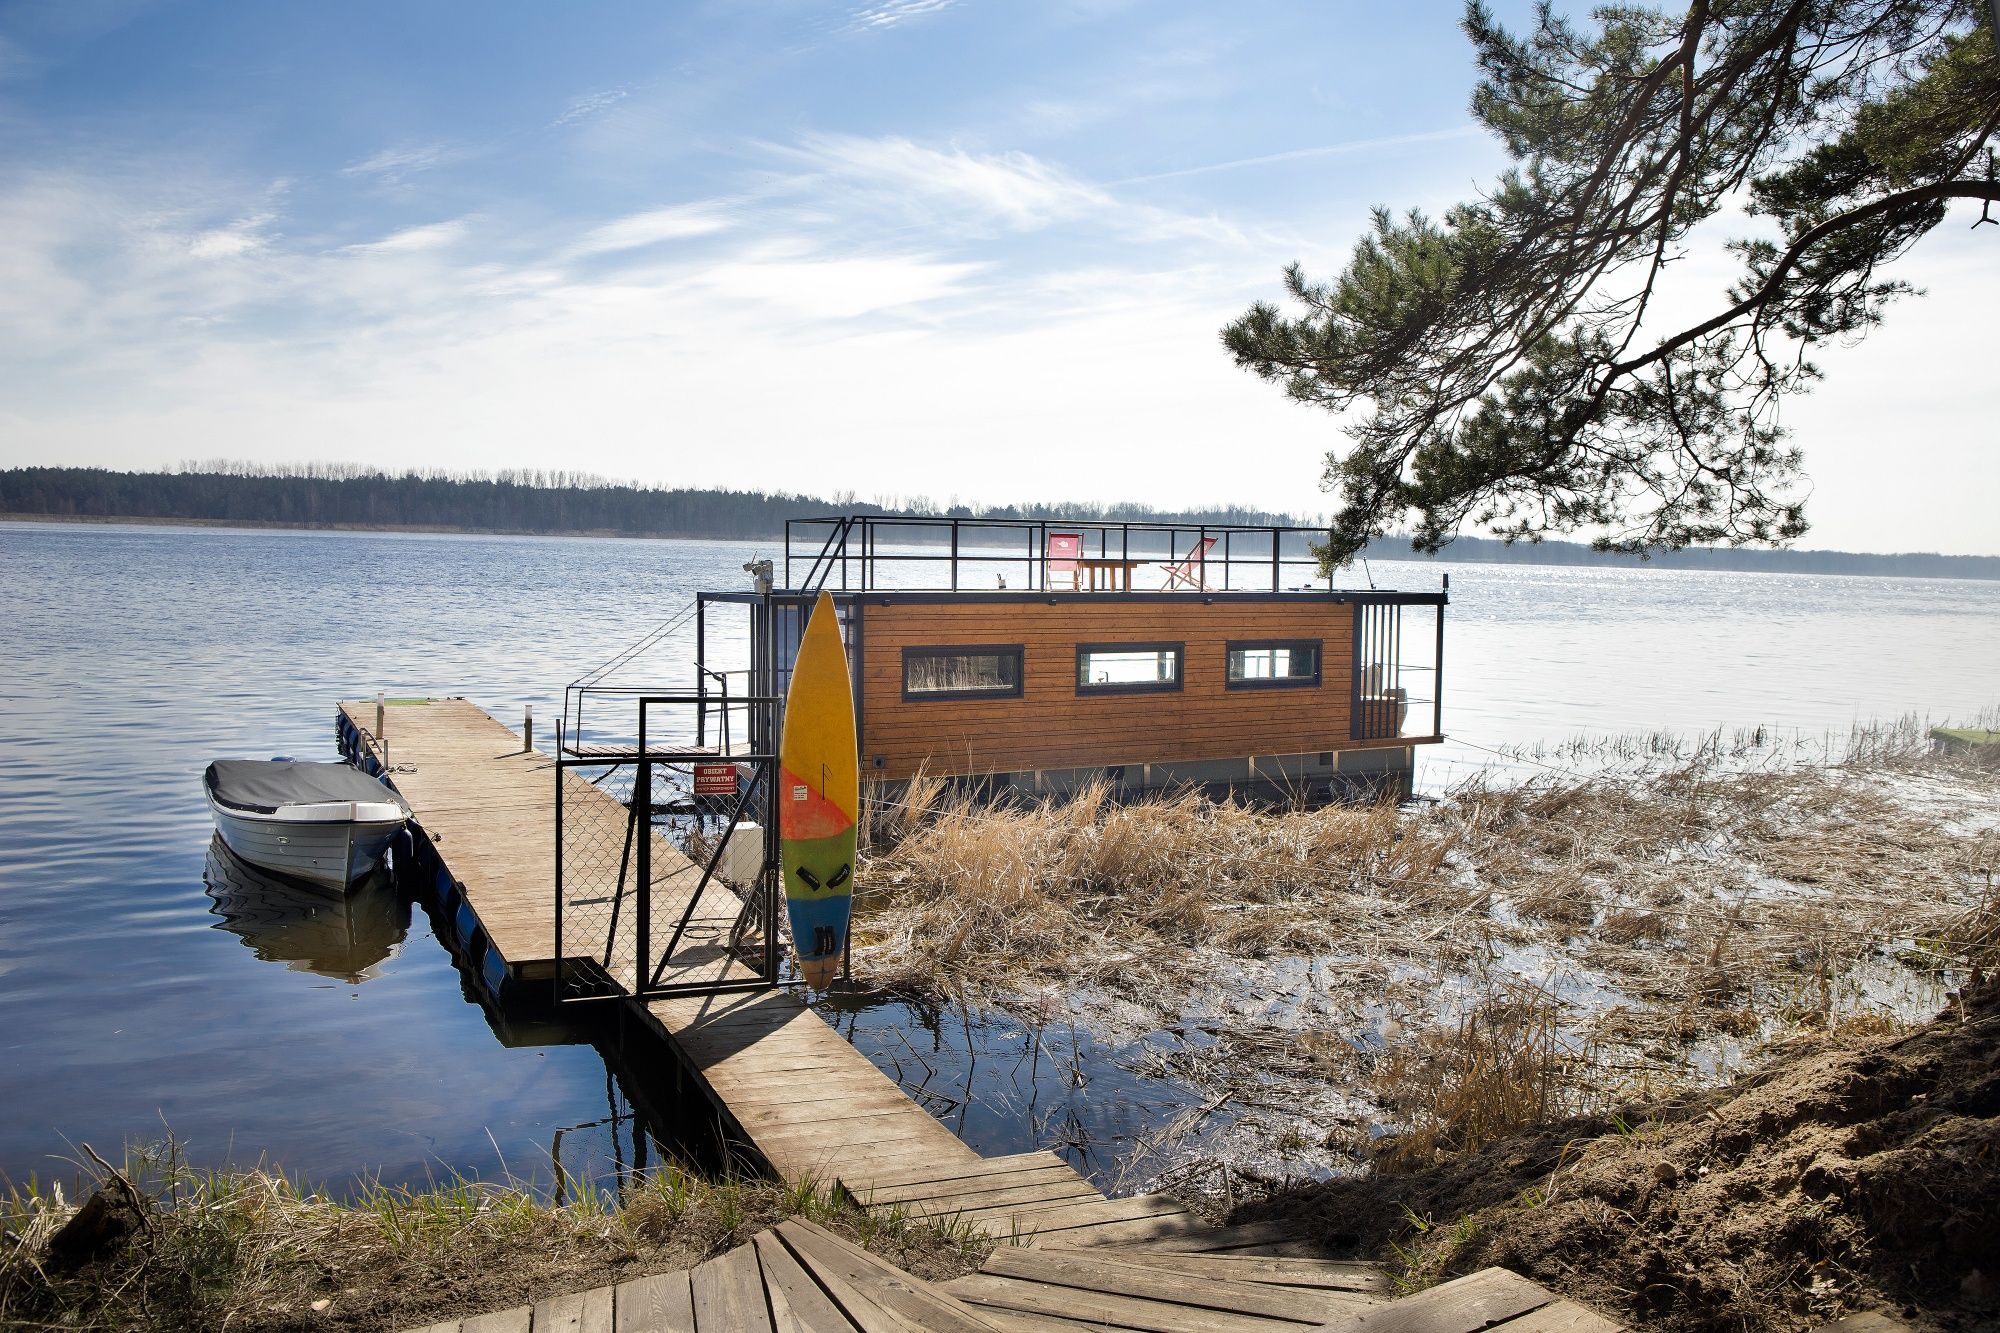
1158 535 1216 590
1046 532 1082 590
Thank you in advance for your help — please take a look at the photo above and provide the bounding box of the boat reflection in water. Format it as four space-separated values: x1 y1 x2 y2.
202 836 411 983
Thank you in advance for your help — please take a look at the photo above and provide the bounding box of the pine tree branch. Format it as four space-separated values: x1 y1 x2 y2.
1609 176 2000 381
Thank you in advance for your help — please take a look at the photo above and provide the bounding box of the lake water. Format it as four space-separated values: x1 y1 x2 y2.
3 520 1996 1197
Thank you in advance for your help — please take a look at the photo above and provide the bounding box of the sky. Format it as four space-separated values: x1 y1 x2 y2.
0 0 1993 554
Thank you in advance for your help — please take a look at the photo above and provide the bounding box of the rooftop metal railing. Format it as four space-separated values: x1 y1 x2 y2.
784 514 1344 595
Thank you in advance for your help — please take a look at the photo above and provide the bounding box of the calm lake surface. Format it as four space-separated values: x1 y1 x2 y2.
3 520 1997 1195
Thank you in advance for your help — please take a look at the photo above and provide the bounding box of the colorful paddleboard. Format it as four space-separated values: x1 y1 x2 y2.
779 590 857 991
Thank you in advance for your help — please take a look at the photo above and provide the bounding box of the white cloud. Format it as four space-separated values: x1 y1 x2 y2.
350 220 470 254
785 132 1252 248
339 142 461 183
844 0 959 33
187 213 275 259
1110 124 1488 185
553 87 630 127
787 133 1113 231
693 252 986 320
565 205 733 259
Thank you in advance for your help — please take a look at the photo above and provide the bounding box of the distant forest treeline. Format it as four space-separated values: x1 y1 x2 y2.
3 464 1994 580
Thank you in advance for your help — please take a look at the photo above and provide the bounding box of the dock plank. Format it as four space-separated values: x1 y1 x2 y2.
980 1246 1335 1323
943 1273 1306 1333
1309 1269 1558 1333
779 1221 1007 1333
614 1272 696 1333
752 1231 864 1333
846 1152 1071 1194
1060 1220 1317 1253
1492 1300 1624 1332
691 1243 774 1333
462 1311 534 1333
1090 1250 1390 1295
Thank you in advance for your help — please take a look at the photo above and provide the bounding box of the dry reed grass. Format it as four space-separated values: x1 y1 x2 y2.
1368 980 1597 1169
852 718 2000 1182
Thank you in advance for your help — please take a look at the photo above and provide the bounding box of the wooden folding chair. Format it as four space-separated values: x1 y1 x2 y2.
1046 532 1082 590
1158 535 1216 590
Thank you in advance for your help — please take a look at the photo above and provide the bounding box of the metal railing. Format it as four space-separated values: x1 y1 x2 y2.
1351 601 1445 742
784 515 1341 594
554 694 782 1003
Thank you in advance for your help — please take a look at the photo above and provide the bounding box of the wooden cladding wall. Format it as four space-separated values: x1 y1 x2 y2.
858 598 1360 780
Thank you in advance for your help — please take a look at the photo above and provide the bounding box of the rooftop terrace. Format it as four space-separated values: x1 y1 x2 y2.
780 514 1390 596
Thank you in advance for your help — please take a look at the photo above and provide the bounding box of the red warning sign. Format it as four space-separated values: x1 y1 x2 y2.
693 763 738 796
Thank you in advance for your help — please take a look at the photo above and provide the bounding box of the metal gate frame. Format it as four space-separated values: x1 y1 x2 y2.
555 692 782 1003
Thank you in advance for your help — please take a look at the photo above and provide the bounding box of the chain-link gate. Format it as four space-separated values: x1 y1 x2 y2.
555 694 780 1003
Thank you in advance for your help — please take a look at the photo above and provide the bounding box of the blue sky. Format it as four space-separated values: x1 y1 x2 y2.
0 1 1992 553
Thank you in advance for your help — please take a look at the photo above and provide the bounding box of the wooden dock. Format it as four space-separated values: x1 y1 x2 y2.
405 1217 1623 1333
336 698 991 1191
342 700 1626 1333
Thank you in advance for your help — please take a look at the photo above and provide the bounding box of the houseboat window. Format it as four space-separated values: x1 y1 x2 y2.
1076 643 1183 694
902 645 1023 699
1227 640 1321 688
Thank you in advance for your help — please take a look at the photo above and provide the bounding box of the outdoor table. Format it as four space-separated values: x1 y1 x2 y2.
1077 557 1145 591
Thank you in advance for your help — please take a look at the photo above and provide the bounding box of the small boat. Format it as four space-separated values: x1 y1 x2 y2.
203 759 410 892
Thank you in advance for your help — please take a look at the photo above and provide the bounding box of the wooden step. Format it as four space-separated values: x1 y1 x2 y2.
1306 1268 1622 1333
1086 1248 1389 1295
775 1219 1012 1333
1069 1219 1322 1254
983 1245 1375 1323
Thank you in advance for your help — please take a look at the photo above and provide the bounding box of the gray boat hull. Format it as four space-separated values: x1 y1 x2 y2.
208 801 404 893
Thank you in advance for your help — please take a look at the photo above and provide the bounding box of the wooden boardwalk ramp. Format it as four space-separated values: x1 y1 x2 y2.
343 702 1622 1333
404 1219 1620 1333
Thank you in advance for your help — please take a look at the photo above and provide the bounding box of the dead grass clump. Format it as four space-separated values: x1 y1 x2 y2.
1370 982 1598 1171
0 1139 987 1332
1512 870 1598 932
1598 905 1673 944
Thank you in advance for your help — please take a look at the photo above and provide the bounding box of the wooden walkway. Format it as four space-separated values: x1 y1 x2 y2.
337 700 989 1191
344 701 1624 1333
405 1218 1620 1333
338 698 759 995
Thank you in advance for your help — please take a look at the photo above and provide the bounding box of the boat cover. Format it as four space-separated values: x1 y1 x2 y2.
204 760 411 816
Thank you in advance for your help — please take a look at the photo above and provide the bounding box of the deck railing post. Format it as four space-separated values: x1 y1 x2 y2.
764 746 778 985
635 703 651 994
1434 586 1447 738
1272 528 1281 592
950 519 959 591
554 720 565 999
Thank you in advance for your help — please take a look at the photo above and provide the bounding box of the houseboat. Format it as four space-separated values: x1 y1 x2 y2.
678 515 1446 803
